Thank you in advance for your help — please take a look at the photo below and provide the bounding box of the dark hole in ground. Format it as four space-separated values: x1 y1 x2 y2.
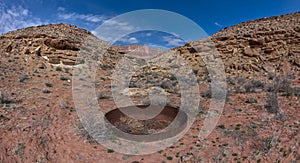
105 105 186 135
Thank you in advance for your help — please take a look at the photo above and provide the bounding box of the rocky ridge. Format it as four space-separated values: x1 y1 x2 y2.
177 12 300 77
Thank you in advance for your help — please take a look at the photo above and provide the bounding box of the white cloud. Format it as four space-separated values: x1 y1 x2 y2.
145 43 168 50
103 20 135 31
117 36 139 44
214 22 223 27
57 11 107 23
21 9 29 16
6 6 29 17
128 37 138 44
57 7 66 12
0 5 47 34
162 36 186 47
92 19 139 43
170 32 180 37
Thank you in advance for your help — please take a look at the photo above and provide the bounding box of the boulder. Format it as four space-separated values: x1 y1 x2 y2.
243 46 260 57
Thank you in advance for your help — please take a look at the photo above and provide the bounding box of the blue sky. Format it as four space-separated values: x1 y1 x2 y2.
0 0 299 48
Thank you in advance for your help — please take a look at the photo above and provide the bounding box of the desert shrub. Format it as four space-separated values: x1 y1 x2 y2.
99 64 113 70
246 97 258 103
232 153 238 156
107 149 114 153
262 137 273 153
160 80 173 90
270 75 299 97
201 89 211 99
237 77 245 84
64 67 70 73
244 84 255 93
244 80 265 93
218 124 225 129
60 76 70 81
42 89 51 94
290 87 300 97
97 91 109 100
228 77 236 85
77 122 98 144
251 80 265 89
0 89 13 104
55 66 62 71
59 99 68 110
265 74 297 116
45 83 53 87
193 69 199 75
19 74 30 83
265 93 280 114
274 76 291 93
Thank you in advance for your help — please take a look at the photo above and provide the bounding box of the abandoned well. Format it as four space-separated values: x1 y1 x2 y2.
105 105 188 139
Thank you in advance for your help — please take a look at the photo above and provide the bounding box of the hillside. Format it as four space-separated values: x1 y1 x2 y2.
0 13 299 162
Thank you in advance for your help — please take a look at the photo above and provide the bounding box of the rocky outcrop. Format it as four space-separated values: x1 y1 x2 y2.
0 24 90 66
114 44 164 57
168 12 300 82
44 39 79 51
210 12 300 75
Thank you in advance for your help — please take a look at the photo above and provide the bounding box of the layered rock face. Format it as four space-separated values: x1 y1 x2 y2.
0 12 299 162
1 24 90 65
211 12 300 74
113 44 164 57
176 12 300 77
